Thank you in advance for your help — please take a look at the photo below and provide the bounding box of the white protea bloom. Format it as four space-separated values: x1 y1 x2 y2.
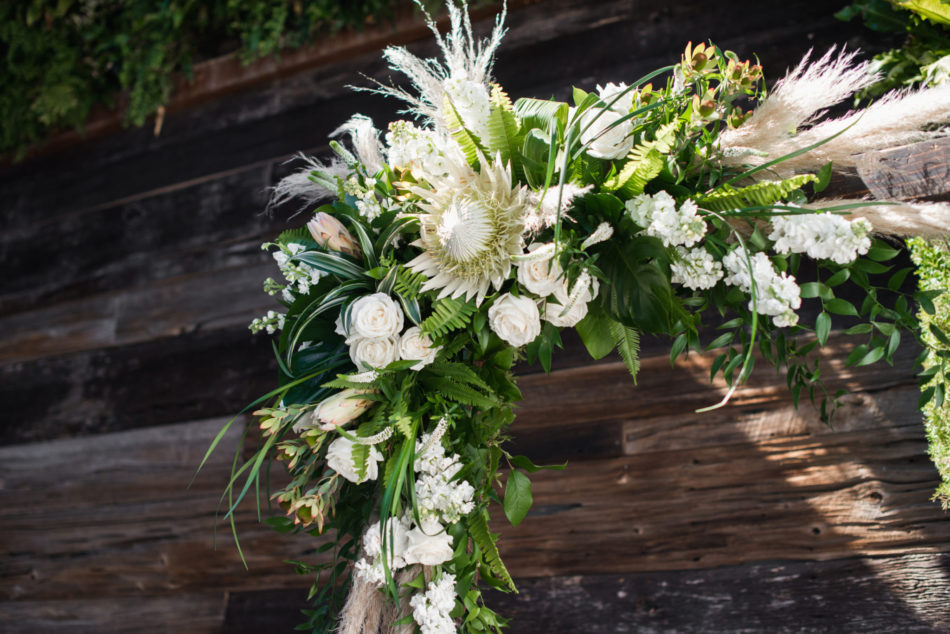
406 152 529 303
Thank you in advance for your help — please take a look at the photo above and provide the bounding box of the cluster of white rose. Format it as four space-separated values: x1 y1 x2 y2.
342 293 441 372
723 250 802 327
769 212 872 265
626 192 707 248
485 242 602 348
670 246 724 290
414 425 476 525
409 573 458 634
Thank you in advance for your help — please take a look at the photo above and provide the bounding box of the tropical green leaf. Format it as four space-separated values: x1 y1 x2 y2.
503 470 532 527
608 320 641 382
483 104 525 181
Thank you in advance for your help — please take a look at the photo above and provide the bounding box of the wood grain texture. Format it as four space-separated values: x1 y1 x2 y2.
223 553 950 633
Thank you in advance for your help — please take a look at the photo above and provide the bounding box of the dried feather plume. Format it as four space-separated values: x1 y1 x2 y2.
720 48 950 177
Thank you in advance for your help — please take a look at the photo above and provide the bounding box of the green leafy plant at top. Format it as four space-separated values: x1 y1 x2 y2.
0 0 398 159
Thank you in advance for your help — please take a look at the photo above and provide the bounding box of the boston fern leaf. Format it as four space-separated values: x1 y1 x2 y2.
421 297 477 337
605 122 677 197
393 267 427 300
699 174 819 212
470 509 517 592
425 360 494 393
276 226 315 247
427 377 498 410
609 320 641 383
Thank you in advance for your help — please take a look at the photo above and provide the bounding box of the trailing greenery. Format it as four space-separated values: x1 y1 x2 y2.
0 0 399 158
837 0 950 99
909 238 950 507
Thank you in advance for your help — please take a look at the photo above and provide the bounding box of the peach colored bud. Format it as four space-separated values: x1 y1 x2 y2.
307 212 362 259
312 388 376 430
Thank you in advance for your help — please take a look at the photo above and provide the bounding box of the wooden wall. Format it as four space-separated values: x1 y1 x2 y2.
2 1 948 632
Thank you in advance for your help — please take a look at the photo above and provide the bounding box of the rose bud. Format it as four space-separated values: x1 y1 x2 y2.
311 388 376 431
307 212 362 259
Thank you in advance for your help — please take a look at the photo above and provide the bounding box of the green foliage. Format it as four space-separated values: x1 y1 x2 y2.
421 297 478 338
604 122 677 196
699 174 819 212
837 0 950 100
1 0 397 158
468 509 516 592
608 320 641 382
909 238 950 507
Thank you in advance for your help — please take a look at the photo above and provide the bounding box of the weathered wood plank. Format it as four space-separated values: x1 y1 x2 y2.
223 553 950 633
823 138 950 202
0 594 226 634
2 377 944 605
0 263 274 364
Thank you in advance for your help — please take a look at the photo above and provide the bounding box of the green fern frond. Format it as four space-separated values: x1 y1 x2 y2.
470 509 517 592
426 361 493 392
490 83 514 111
443 95 488 168
393 267 427 300
604 122 677 196
391 414 414 439
276 227 315 247
421 297 477 338
699 174 819 212
609 321 641 383
427 377 498 410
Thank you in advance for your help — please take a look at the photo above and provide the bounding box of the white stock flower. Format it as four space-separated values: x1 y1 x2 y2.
597 81 634 114
488 293 542 347
768 211 872 265
670 246 724 290
386 120 454 180
516 243 563 297
326 436 383 484
723 250 802 327
347 293 405 341
626 192 706 248
399 327 441 370
349 335 400 370
543 273 599 328
573 106 634 160
410 573 458 634
404 518 454 566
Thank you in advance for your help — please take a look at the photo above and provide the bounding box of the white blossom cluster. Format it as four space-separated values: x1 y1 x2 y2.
342 176 384 220
443 75 492 140
265 241 322 301
248 310 285 335
768 212 872 264
386 120 453 180
341 293 441 371
626 192 707 247
723 250 802 327
354 512 456 587
410 573 458 634
670 246 724 290
414 425 476 524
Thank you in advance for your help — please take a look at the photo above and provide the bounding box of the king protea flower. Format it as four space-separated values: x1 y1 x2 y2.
307 212 362 259
406 151 529 303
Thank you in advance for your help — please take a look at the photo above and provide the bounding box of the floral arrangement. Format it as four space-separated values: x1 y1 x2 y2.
201 3 950 632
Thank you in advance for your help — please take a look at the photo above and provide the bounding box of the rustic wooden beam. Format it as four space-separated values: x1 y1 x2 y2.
823 137 950 202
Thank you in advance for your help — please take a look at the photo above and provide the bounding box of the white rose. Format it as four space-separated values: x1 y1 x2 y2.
398 327 441 371
597 82 634 114
488 293 542 348
349 335 399 370
363 517 411 568
574 106 634 160
516 243 563 297
403 518 454 566
326 436 383 484
347 293 404 341
543 274 600 328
